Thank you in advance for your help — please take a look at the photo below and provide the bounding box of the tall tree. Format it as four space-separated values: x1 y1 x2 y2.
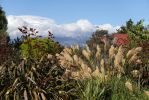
117 19 134 33
0 6 8 37
86 30 108 47
118 19 149 60
86 30 112 53
0 6 9 64
117 19 149 44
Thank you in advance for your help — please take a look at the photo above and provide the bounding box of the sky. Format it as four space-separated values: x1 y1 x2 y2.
0 0 149 45
1 0 149 25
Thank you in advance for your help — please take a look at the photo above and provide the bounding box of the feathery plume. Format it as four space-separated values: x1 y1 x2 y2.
73 55 79 63
64 48 72 55
129 54 138 64
125 81 133 91
100 59 105 75
109 45 115 59
96 45 101 59
64 53 73 62
126 48 135 58
92 66 100 77
85 44 91 53
82 49 91 60
131 70 140 78
144 90 149 97
135 47 142 53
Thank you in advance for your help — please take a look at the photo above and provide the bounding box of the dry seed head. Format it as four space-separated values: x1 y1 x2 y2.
80 68 92 79
71 45 79 51
131 70 140 78
57 55 64 60
63 69 71 79
64 48 72 55
47 54 53 60
85 44 91 53
129 54 138 64
109 45 115 59
114 55 120 66
100 59 105 75
136 59 142 64
78 58 84 65
82 49 91 60
81 62 92 73
144 90 149 97
75 44 79 50
126 48 135 58
114 51 123 67
81 62 87 69
96 45 101 59
118 65 124 74
125 81 133 91
71 71 81 80
114 53 124 74
55 53 60 57
96 45 101 52
64 53 73 62
92 66 100 77
60 60 67 67
135 47 142 53
82 71 92 79
118 46 123 53
96 52 101 60
60 51 65 55
73 55 79 63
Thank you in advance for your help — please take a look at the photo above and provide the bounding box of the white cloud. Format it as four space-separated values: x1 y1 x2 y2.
7 15 120 45
96 24 120 33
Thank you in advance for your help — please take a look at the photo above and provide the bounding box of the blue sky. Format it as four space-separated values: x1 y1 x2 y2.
1 0 149 25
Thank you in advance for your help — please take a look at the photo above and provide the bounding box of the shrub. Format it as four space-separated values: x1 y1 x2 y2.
18 26 63 60
0 54 77 99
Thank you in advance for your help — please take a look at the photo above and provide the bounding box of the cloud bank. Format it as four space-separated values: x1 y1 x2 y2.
7 15 119 45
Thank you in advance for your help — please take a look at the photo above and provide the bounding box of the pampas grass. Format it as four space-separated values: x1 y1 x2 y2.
57 44 143 81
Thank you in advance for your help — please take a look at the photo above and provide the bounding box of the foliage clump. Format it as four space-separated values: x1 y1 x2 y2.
18 26 63 60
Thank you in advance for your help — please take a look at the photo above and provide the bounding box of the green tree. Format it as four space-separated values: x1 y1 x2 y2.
86 30 112 52
118 19 149 60
117 19 149 41
117 19 134 34
0 6 8 36
117 19 149 47
86 30 108 47
0 6 9 64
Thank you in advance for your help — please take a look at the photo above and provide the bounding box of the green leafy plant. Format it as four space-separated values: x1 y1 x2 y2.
0 54 77 99
18 26 63 60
